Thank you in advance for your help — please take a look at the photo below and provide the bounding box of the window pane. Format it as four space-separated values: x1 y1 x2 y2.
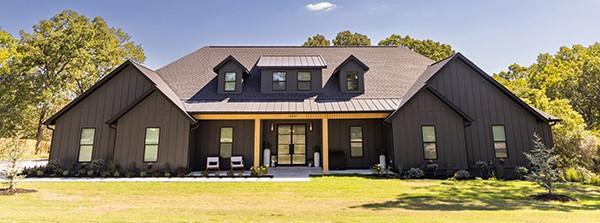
220 127 233 142
273 72 286 81
220 143 232 158
294 145 306 154
293 135 305 145
144 145 159 162
278 135 291 144
298 81 311 90
278 145 290 155
224 82 236 91
293 125 305 134
145 128 160 144
350 127 363 141
273 82 286 91
278 126 291 134
225 72 236 81
492 125 506 141
351 142 363 157
292 154 305 164
278 154 291 165
423 143 437 160
346 72 359 91
80 128 95 145
495 148 508 158
78 145 93 162
298 72 311 81
347 80 359 91
422 126 436 142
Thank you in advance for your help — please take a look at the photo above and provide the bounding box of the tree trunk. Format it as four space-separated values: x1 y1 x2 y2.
34 107 47 155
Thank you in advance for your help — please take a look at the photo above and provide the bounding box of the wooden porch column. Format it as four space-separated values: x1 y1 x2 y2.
322 118 329 174
253 118 261 168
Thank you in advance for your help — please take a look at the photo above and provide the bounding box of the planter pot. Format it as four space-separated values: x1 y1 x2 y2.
314 152 320 167
379 155 386 169
263 149 271 167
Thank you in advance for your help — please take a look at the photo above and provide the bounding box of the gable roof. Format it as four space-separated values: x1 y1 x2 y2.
44 60 195 125
257 55 327 68
332 54 369 74
212 55 249 74
386 53 560 123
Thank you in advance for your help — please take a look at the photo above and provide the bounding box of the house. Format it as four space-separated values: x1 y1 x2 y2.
43 46 560 177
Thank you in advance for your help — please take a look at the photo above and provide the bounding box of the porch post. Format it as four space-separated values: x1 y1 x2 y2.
322 118 329 174
253 118 261 168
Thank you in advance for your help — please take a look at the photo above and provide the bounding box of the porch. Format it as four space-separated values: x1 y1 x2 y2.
189 112 390 174
188 167 373 180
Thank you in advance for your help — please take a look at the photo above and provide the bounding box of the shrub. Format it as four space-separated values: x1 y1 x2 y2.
62 170 70 177
563 167 580 182
113 170 121 177
175 167 190 177
425 162 439 177
405 168 425 179
475 161 489 178
36 170 44 177
590 175 600 186
90 159 105 173
139 171 147 177
46 159 63 175
515 166 528 180
99 171 110 177
250 165 269 176
79 168 87 176
86 170 94 177
371 164 390 176
453 169 471 180
105 160 120 173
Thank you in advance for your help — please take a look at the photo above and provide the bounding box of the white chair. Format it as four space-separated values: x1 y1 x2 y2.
206 157 220 173
230 156 244 175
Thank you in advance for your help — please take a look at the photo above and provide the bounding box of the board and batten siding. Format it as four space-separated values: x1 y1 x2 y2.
49 65 154 167
189 120 255 170
328 119 386 169
389 90 468 170
426 58 553 169
113 91 191 168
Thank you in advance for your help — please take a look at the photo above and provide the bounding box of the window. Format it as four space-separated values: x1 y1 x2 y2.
144 128 160 162
224 72 236 92
346 71 359 91
272 71 286 91
219 127 233 158
421 125 437 160
78 128 95 162
350 126 363 157
297 71 311 91
492 125 508 158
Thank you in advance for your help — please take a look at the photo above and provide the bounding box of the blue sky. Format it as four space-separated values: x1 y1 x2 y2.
2 0 600 73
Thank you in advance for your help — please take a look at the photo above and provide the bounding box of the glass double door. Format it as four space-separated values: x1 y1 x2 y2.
277 124 306 165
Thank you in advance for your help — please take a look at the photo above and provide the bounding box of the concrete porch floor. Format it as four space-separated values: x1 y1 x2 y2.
189 167 373 179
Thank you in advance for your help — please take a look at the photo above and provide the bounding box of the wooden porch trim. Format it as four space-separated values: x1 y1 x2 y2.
322 118 329 174
253 119 261 168
193 112 390 120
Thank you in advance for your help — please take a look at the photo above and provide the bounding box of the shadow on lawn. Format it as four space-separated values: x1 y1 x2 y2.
351 180 600 212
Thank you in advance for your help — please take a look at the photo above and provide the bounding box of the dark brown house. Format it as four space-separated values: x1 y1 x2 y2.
44 46 560 176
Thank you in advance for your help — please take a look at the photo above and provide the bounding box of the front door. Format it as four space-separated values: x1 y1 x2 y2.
277 124 306 165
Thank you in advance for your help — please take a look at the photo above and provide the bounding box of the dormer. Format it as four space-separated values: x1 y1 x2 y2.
256 55 326 93
213 55 249 94
333 55 369 94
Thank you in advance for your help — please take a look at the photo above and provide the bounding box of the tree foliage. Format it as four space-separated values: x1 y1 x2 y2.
0 10 145 153
378 34 454 61
0 137 27 193
524 133 560 194
303 34 330 46
332 30 371 46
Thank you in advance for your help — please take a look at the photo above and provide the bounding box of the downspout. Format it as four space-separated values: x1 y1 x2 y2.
187 120 201 169
44 124 55 159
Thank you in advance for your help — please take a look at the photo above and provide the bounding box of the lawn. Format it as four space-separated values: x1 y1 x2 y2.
1 176 599 223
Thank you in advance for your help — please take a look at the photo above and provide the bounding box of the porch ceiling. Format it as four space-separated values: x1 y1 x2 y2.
192 112 391 120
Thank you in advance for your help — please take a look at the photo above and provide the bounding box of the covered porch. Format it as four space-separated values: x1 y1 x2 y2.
190 112 390 174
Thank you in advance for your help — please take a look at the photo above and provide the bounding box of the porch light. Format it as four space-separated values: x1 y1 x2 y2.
309 123 313 131
270 123 274 131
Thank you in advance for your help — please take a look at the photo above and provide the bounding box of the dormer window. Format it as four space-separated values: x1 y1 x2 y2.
297 71 312 91
272 71 287 91
346 71 359 91
224 72 237 92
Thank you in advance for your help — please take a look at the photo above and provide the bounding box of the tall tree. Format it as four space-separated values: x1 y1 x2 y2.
303 34 330 46
332 30 371 46
15 10 145 154
524 133 560 195
378 34 454 61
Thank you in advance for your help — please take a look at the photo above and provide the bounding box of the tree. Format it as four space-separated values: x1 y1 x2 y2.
524 133 560 195
378 34 454 61
0 137 27 194
303 34 330 46
15 10 145 154
332 30 371 46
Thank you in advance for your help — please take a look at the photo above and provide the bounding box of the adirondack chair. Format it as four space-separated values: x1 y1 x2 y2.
206 156 220 175
230 156 244 175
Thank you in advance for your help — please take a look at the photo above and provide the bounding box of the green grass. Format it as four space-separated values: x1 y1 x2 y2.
1 177 599 222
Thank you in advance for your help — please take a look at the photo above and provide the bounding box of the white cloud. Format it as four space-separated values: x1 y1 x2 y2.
306 2 337 12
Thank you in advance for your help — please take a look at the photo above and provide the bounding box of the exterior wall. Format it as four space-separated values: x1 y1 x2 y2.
389 90 468 170
113 91 191 169
261 119 322 166
337 60 365 94
427 58 553 171
216 60 244 94
260 68 323 93
328 119 386 169
189 120 255 170
49 65 154 168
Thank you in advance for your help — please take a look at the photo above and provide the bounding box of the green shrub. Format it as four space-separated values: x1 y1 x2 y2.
515 166 528 180
452 169 471 180
86 170 94 177
61 170 69 177
250 165 269 176
113 170 121 177
563 166 594 183
405 168 424 179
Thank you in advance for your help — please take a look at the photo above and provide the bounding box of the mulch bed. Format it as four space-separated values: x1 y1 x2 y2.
530 193 577 202
0 188 38 196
